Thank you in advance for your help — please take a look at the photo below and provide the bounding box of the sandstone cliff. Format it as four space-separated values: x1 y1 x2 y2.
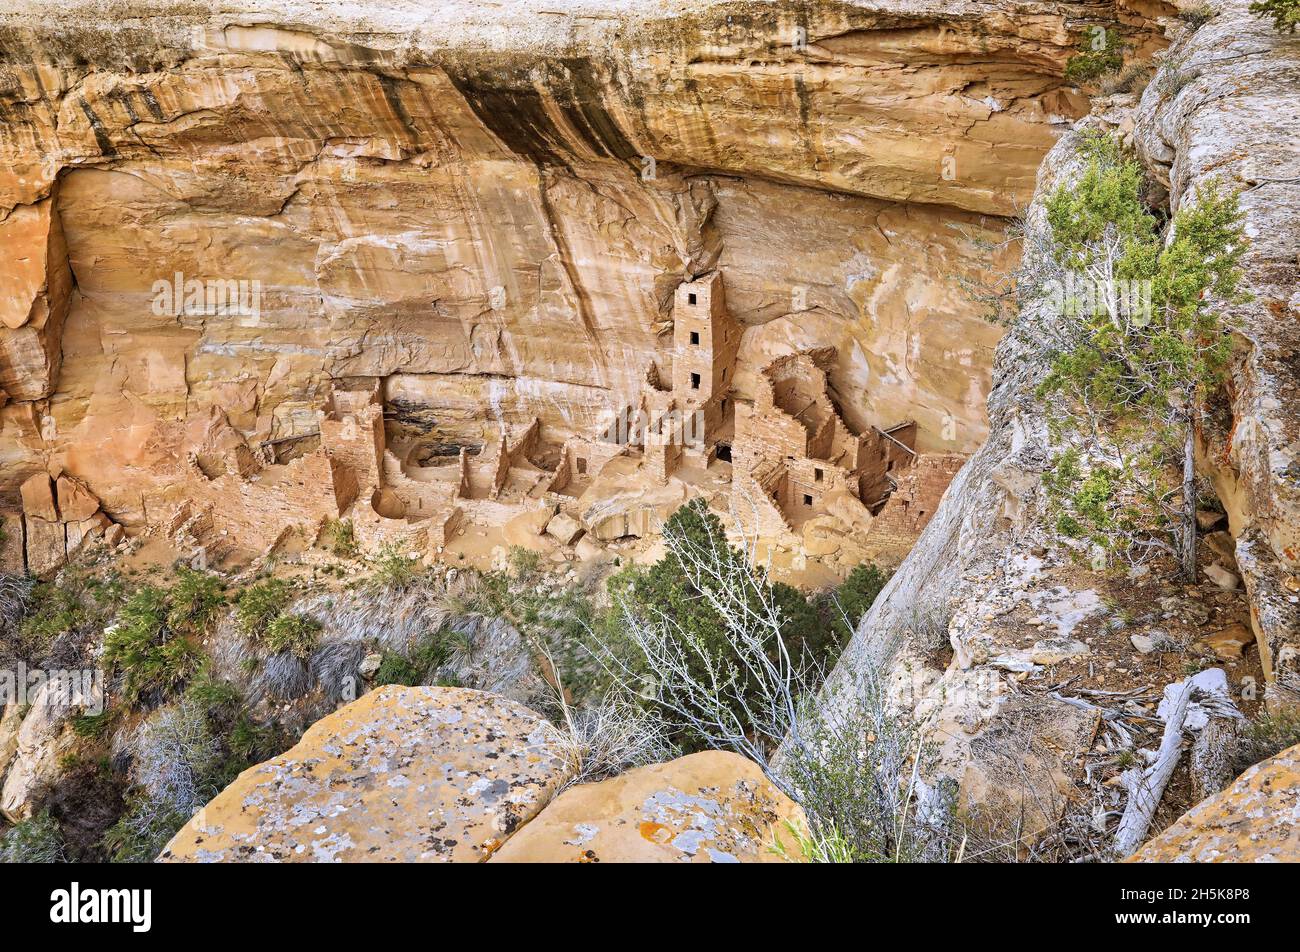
814 0 1298 847
0 0 1147 572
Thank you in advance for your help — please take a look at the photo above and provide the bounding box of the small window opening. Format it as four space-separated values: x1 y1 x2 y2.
576 458 587 475
803 494 813 507
690 330 700 345
814 468 823 483
688 292 697 305
690 372 701 390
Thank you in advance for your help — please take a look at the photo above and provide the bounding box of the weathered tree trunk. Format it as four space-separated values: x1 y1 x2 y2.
1114 679 1193 857
1181 420 1197 581
1191 715 1241 802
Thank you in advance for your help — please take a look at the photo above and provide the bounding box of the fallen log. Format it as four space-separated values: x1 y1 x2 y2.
1113 679 1193 858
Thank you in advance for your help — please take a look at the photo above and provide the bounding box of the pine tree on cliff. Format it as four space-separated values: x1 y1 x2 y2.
1038 130 1248 580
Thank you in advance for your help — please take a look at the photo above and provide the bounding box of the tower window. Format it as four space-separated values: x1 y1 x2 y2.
814 468 823 482
803 494 813 507
688 293 697 305
576 457 587 475
690 372 701 390
690 331 700 345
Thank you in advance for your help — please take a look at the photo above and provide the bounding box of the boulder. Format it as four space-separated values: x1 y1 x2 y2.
0 701 22 781
55 475 101 522
65 512 110 556
357 652 382 678
1129 743 1300 862
159 686 574 862
1194 624 1255 662
544 512 584 546
1202 563 1240 591
1028 638 1089 665
22 516 65 577
1195 509 1226 531
1 675 103 822
19 473 58 522
1130 629 1176 655
491 751 807 863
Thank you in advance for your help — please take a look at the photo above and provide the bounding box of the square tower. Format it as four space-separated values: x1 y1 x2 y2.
671 272 741 407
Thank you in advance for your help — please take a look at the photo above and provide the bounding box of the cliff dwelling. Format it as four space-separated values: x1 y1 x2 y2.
0 2 1047 588
2 0 1298 874
3 269 960 584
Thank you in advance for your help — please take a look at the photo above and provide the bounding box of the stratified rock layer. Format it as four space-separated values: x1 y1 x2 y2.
159 685 574 862
1129 743 1300 863
0 0 1117 538
492 750 807 863
809 0 1299 830
1132 1 1300 708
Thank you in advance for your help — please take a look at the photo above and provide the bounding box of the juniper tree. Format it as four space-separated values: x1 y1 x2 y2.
1038 130 1247 579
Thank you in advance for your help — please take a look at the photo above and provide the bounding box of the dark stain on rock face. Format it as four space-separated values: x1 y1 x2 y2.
446 58 638 167
554 57 640 161
447 68 567 166
78 97 116 156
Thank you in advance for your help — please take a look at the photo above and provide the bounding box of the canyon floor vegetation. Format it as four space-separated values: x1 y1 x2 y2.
0 500 899 862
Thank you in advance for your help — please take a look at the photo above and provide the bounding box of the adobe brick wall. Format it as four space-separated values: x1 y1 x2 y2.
870 452 965 543
184 450 346 555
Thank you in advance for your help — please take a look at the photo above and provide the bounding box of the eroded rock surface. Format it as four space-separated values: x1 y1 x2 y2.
809 0 1299 837
1 675 103 822
1132 1 1300 708
159 685 574 862
492 750 807 863
1129 743 1300 863
0 0 1140 577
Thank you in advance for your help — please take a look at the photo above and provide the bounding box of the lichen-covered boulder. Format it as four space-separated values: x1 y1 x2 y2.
1 676 102 822
159 686 574 862
491 751 807 863
1128 743 1300 863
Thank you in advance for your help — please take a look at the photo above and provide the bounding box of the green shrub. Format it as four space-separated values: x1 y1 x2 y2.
184 669 242 710
1178 3 1215 27
17 581 92 658
166 567 225 635
261 613 322 659
819 563 891 645
507 545 542 580
1038 130 1247 573
234 578 292 638
366 543 419 592
73 708 118 740
103 586 203 703
1064 27 1124 85
1250 0 1300 32
370 630 457 687
372 652 421 687
0 809 66 863
323 518 358 557
601 499 838 749
101 795 188 863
